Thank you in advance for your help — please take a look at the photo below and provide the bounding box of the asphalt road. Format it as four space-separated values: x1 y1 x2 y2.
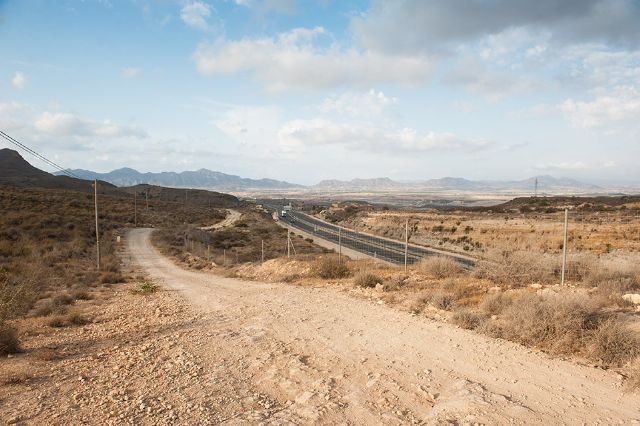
265 205 475 268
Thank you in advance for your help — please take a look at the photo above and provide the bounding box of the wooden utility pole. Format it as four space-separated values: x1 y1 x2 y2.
561 209 569 285
261 239 264 263
146 190 149 210
134 191 137 227
223 249 226 265
287 228 291 258
207 244 210 262
94 179 100 271
404 219 409 272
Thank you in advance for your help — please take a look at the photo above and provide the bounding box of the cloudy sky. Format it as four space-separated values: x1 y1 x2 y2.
0 0 639 185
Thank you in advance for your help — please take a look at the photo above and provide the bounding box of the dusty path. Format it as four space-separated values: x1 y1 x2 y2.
199 209 242 231
128 228 640 425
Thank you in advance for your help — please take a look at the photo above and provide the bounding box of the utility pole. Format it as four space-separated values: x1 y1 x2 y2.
185 189 188 207
338 228 342 263
561 208 569 285
223 249 226 266
94 179 100 271
207 244 210 262
534 177 538 198
287 228 291 258
261 239 264 263
146 190 149 211
404 219 409 272
134 191 137 228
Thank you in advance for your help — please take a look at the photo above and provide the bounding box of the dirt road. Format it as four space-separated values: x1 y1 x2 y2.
199 209 242 231
128 228 640 424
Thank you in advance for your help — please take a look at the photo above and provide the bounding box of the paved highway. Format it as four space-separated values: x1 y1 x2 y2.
264 204 475 269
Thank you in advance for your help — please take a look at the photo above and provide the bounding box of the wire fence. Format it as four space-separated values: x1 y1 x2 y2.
261 204 475 269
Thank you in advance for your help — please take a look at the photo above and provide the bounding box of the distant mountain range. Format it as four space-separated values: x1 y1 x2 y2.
0 149 239 206
56 168 302 190
51 165 608 194
312 175 600 192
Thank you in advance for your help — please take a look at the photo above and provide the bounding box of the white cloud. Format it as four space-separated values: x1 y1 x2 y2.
12 72 27 89
214 106 281 141
193 27 433 91
180 0 213 31
122 67 141 78
34 111 148 139
319 89 397 118
277 119 491 154
560 86 640 129
534 161 615 171
0 102 29 131
234 0 296 14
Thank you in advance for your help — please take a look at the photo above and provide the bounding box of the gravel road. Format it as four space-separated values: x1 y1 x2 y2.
128 227 640 425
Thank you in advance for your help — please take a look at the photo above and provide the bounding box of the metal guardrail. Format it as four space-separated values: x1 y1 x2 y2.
263 204 475 269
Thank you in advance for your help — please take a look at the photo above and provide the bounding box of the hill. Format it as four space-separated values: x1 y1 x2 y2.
0 149 239 207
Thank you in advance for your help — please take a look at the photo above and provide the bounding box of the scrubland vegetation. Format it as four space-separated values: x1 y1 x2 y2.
153 207 328 269
0 184 235 356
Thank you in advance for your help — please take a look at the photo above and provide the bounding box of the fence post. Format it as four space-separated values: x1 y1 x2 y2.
404 219 408 272
561 208 569 285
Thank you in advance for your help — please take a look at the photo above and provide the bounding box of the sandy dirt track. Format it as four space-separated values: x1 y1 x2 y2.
128 228 640 425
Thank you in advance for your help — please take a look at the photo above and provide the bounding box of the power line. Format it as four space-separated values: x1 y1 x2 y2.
0 130 80 179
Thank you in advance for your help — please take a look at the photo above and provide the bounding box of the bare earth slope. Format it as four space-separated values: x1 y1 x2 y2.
128 228 640 425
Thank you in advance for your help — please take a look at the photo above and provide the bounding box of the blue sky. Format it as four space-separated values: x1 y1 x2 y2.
0 0 639 185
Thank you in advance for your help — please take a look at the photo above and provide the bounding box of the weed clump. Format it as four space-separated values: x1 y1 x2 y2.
452 309 485 330
0 325 19 355
132 281 159 294
429 292 456 311
419 256 462 278
313 257 350 279
353 271 381 288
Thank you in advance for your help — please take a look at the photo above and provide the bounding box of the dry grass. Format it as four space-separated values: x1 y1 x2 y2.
313 256 351 279
480 292 513 315
452 308 485 330
499 293 601 355
418 256 462 278
47 311 87 328
473 249 554 285
627 358 640 391
0 325 19 355
353 271 381 288
429 292 457 311
0 368 32 386
587 319 640 366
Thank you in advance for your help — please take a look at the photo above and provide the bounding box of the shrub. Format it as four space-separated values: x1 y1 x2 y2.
100 271 124 284
354 271 381 288
587 319 640 366
500 293 602 355
0 325 19 355
313 257 350 279
452 309 485 330
627 358 640 391
473 250 554 285
418 256 462 278
429 292 456 311
132 281 158 294
480 292 512 315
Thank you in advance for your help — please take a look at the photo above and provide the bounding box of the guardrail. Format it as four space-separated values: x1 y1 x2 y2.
264 204 475 269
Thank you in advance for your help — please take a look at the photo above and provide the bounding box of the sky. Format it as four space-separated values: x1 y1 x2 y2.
0 0 639 185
